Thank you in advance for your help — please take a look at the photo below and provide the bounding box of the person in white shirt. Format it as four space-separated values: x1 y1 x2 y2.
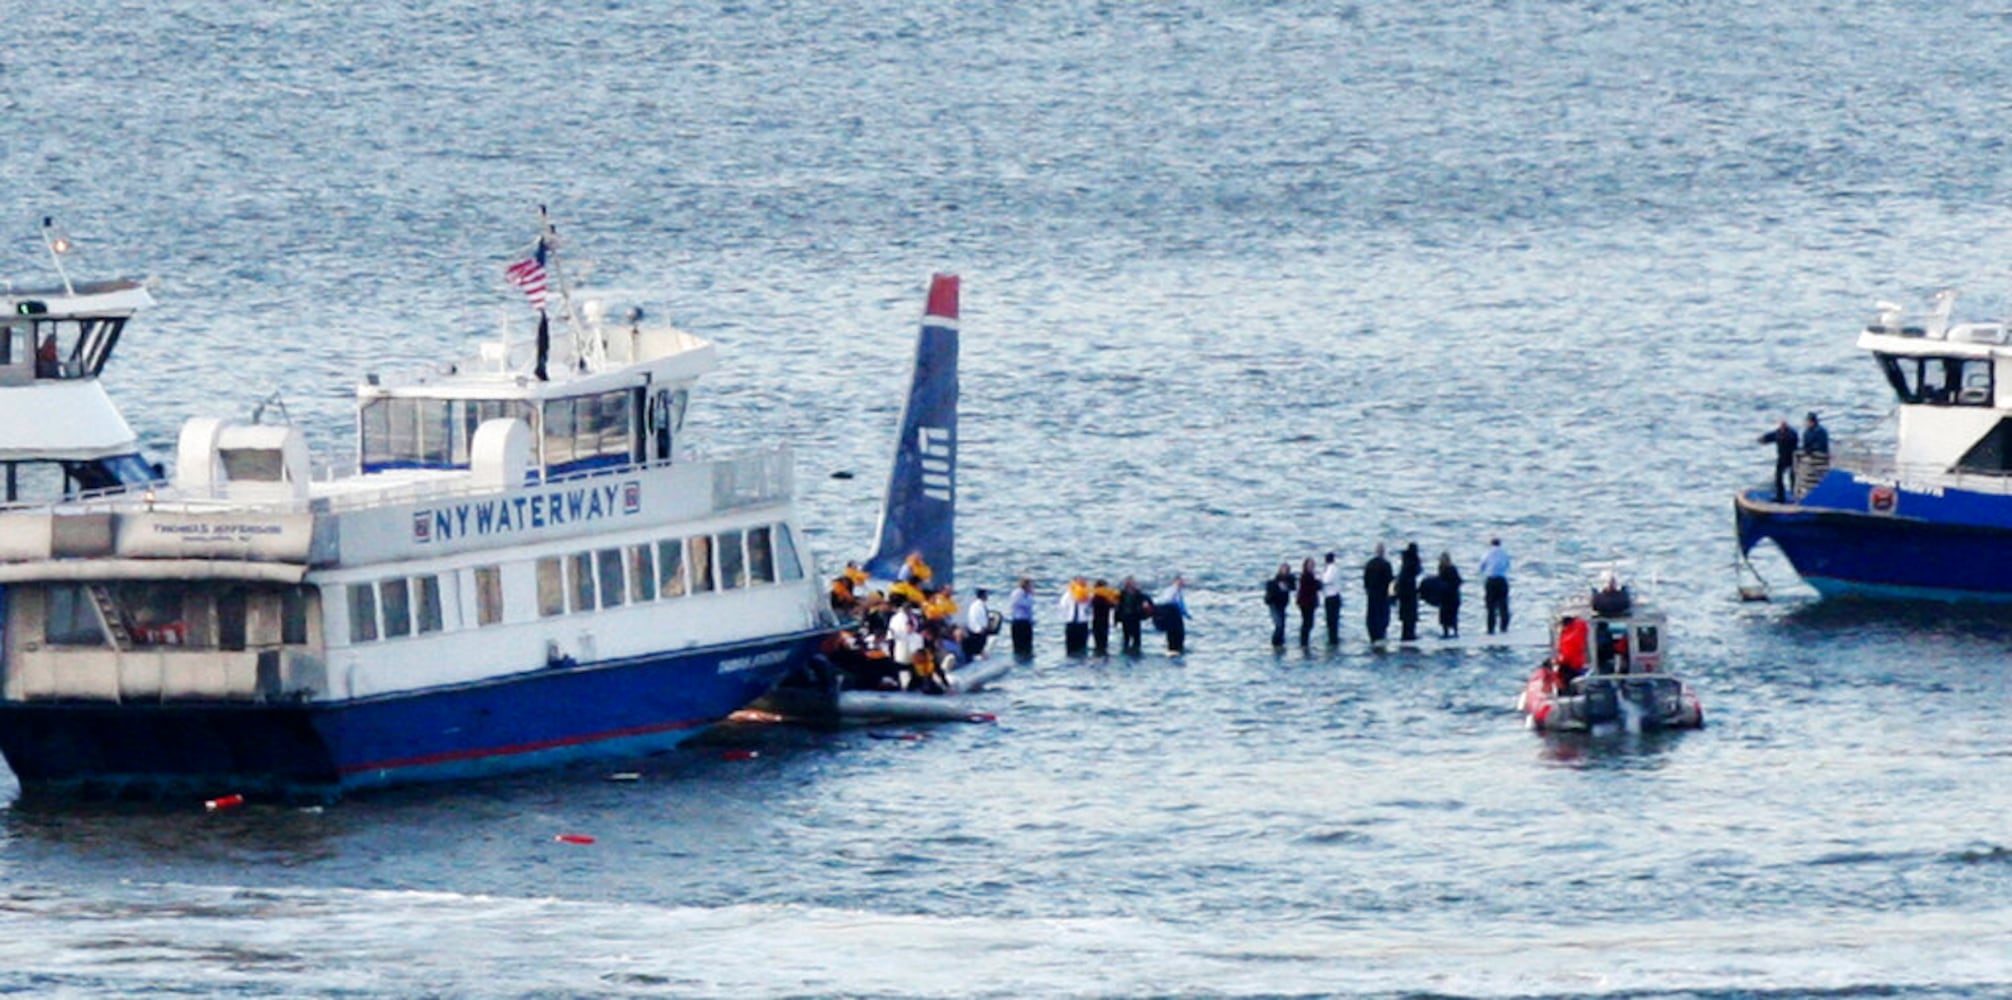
962 588 992 660
1319 551 1344 646
1479 538 1512 634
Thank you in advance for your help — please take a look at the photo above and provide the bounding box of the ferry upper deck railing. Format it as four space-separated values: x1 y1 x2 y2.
1810 442 2012 496
0 445 798 518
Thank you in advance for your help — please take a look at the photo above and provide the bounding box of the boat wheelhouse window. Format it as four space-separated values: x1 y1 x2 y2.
45 586 106 646
541 391 638 470
629 544 656 602
474 566 504 626
360 397 459 469
536 557 565 617
414 575 444 634
282 587 310 644
381 579 412 638
543 400 577 466
568 552 595 613
221 447 285 483
774 524 805 582
112 583 196 646
687 535 715 593
1877 353 1994 406
454 400 536 466
596 549 626 608
657 538 687 597
747 526 775 584
1637 625 1659 655
717 530 747 590
348 583 379 642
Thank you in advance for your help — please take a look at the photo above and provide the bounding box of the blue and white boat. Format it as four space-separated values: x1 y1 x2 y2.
1736 290 2012 601
0 217 838 800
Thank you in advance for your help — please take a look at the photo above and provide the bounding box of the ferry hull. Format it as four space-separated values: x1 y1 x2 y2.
0 631 823 801
1736 484 2012 601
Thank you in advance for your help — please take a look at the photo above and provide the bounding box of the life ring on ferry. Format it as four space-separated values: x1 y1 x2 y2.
1868 485 1897 514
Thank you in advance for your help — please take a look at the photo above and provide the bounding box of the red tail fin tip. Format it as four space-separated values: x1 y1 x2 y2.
926 274 959 320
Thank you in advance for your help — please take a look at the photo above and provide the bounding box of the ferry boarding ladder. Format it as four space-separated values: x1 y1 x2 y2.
85 584 133 650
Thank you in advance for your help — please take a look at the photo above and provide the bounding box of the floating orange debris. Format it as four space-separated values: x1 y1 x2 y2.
204 794 245 812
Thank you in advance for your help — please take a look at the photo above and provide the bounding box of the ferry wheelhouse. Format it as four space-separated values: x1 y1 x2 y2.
1736 291 2012 600
0 227 830 799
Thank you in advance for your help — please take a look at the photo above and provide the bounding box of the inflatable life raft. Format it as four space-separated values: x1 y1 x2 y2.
1518 665 1703 732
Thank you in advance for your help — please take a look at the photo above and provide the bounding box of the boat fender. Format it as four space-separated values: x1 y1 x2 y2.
204 793 245 812
555 833 596 845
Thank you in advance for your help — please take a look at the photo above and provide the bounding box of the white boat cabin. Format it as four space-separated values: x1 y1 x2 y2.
1858 291 2012 476
0 280 158 500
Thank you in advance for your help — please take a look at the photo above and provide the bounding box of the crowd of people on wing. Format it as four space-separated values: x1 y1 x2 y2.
1266 538 1513 647
825 557 1195 691
824 554 995 694
1007 574 1192 658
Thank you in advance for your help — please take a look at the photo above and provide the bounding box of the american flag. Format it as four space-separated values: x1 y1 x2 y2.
504 240 549 311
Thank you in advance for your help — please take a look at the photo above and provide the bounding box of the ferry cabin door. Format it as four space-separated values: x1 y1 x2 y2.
649 388 687 462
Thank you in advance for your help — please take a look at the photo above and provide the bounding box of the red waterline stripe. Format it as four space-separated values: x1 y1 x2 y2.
338 717 709 776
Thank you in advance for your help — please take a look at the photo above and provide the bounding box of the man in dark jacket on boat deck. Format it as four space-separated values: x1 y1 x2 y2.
1759 418 1799 502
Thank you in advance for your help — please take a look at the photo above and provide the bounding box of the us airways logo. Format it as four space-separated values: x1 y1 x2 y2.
413 480 643 543
916 426 953 502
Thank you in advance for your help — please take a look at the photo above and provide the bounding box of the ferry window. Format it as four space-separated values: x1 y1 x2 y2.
597 549 626 608
536 557 565 617
629 544 656 602
658 538 687 597
687 535 715 593
386 399 420 464
1637 625 1659 654
221 448 284 482
774 524 805 581
1879 354 1994 406
718 530 746 590
381 578 412 638
543 400 577 466
591 391 632 459
417 398 452 465
457 400 536 465
282 587 310 644
568 551 595 613
414 575 444 634
747 526 775 584
218 588 248 651
474 566 504 626
348 582 380 642
45 585 106 646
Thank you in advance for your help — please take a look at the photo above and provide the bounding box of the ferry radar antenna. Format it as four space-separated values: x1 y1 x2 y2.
40 217 75 296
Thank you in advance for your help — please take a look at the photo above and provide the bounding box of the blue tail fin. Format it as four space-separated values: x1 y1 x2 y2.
864 274 959 589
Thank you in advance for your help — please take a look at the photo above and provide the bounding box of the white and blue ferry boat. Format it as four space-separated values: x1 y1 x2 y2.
0 219 848 799
1736 290 2012 601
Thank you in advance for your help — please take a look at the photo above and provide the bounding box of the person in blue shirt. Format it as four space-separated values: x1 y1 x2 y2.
1478 538 1511 635
1157 575 1191 655
1008 578 1036 659
1802 412 1829 456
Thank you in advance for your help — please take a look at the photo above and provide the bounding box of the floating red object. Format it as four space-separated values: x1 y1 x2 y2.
964 713 997 724
554 833 596 845
721 749 760 761
204 794 245 811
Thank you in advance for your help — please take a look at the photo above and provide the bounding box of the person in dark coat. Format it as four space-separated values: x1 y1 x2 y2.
1295 557 1321 647
1434 551 1463 638
1264 563 1294 648
1363 543 1394 643
1395 543 1422 642
1089 579 1117 656
1116 577 1152 655
1759 418 1799 502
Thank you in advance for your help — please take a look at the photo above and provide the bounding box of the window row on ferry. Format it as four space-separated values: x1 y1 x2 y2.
342 522 806 644
358 388 687 475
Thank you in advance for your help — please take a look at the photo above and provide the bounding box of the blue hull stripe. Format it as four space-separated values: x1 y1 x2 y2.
1736 485 2012 599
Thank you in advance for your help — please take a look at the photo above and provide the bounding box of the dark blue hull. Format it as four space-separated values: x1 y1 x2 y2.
0 630 825 801
1735 474 2012 600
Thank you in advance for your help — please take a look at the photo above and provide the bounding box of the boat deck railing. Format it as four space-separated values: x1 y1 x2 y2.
1823 444 2012 496
1 446 796 518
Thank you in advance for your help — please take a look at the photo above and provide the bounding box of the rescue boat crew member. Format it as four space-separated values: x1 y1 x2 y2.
1758 418 1799 502
1555 614 1589 691
1008 578 1036 659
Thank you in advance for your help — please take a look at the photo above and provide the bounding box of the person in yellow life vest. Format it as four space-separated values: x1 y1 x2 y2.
1058 577 1092 655
901 551 933 590
889 579 926 606
924 587 959 624
829 574 858 617
907 643 947 694
1089 579 1120 656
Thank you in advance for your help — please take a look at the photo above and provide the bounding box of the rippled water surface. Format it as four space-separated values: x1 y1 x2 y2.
6 1 2012 996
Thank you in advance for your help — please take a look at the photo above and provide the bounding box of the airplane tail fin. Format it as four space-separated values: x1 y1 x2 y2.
864 274 959 589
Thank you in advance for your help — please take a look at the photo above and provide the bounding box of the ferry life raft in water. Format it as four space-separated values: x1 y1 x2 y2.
1517 566 1703 733
0 216 840 801
1736 289 2012 601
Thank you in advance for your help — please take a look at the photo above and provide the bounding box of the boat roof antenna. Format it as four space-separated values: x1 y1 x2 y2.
249 391 291 426
40 216 75 296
